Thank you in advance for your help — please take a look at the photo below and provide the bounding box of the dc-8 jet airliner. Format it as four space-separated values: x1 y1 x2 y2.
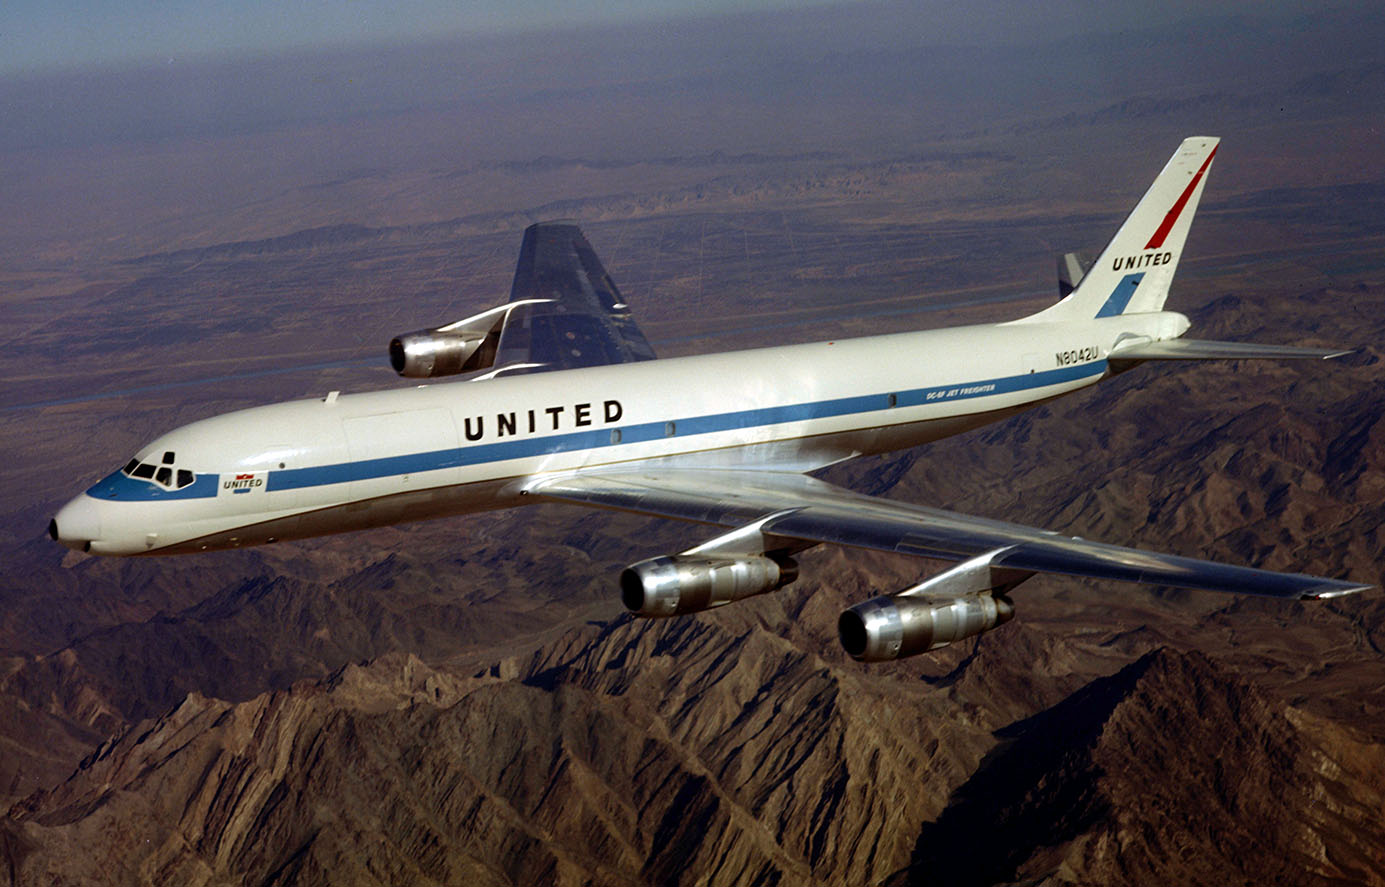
50 138 1372 661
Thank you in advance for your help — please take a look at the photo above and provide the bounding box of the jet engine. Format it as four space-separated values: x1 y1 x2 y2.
837 593 1014 662
837 548 1032 662
388 302 517 378
621 554 798 617
389 329 492 378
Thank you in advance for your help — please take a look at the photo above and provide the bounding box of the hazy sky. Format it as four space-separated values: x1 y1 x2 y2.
2 0 814 74
1 0 1336 76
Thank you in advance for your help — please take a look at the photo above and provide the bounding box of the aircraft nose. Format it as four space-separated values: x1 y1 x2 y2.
51 496 102 552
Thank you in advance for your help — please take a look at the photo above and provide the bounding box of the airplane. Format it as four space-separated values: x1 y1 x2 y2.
50 137 1372 662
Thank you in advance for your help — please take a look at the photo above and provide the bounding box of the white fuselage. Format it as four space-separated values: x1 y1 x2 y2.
53 311 1187 555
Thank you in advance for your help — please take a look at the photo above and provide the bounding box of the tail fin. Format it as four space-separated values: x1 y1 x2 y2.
1017 136 1219 323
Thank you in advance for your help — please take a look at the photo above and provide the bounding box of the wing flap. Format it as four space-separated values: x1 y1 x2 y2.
531 469 1371 600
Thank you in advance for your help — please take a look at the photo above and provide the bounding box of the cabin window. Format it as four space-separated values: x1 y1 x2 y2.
887 393 897 408
665 422 676 437
610 429 622 445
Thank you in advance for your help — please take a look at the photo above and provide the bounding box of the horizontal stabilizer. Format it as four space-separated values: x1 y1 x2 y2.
1111 338 1352 361
1057 251 1093 299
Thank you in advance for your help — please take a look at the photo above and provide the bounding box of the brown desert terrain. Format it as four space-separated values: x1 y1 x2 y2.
2 7 1384 884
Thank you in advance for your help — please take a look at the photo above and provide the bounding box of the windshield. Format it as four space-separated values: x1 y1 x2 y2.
121 450 195 489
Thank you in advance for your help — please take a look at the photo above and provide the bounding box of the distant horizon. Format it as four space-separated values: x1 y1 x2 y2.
0 0 1342 78
7 0 826 76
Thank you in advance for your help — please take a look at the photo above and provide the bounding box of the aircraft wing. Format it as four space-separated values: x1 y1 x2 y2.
489 222 657 375
531 469 1370 600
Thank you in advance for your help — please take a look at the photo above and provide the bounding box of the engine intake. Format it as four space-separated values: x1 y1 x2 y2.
621 554 798 617
838 593 1014 662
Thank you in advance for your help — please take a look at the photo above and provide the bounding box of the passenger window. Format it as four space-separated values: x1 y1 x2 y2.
155 466 172 486
177 469 194 488
132 463 156 479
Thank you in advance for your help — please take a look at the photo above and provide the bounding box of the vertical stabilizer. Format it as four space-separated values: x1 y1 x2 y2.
1017 137 1218 323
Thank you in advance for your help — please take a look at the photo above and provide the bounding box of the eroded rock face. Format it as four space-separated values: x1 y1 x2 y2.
5 621 1384 887
902 648 1385 887
2 612 983 887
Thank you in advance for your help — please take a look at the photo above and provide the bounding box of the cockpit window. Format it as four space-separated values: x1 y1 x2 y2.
122 454 197 489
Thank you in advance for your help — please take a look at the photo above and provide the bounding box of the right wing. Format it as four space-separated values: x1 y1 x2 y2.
531 468 1371 600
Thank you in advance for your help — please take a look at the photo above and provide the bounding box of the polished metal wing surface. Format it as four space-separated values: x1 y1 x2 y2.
1110 338 1351 361
490 222 657 375
531 468 1371 600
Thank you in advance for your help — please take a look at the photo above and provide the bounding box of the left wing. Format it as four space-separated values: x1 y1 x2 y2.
489 222 657 375
530 468 1370 600
389 221 656 379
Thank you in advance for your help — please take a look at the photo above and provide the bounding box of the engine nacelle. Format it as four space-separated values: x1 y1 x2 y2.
389 330 490 378
838 593 1014 662
621 554 798 617
388 302 520 377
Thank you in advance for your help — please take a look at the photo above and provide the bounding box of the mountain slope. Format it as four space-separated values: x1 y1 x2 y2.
6 615 1383 886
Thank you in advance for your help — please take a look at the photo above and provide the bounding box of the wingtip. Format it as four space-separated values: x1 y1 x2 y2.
1301 583 1376 600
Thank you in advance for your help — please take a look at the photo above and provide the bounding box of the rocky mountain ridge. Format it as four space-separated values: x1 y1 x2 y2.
6 615 1383 886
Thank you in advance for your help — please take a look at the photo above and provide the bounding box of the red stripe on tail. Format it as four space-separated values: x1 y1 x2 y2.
1144 144 1218 249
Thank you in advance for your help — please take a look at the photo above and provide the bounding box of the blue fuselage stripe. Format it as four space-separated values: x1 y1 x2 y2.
88 361 1106 500
263 360 1106 493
